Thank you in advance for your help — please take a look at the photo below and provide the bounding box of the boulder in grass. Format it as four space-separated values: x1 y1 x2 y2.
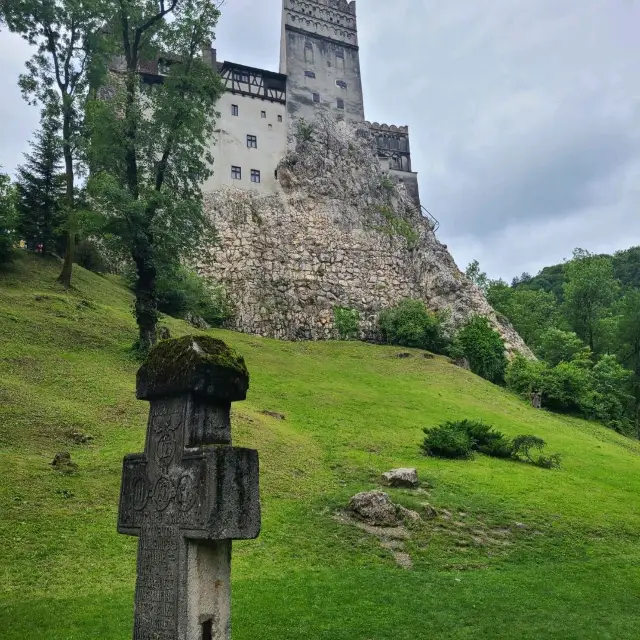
380 468 419 488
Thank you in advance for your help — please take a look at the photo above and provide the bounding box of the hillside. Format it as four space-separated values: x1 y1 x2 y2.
1 253 640 639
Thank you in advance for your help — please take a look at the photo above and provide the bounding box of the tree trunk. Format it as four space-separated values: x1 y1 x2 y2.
133 233 158 352
57 117 75 289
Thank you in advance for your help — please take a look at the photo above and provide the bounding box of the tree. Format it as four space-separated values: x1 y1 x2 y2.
617 291 640 437
537 328 590 367
488 283 559 349
2 0 107 287
88 0 225 350
465 259 489 293
563 249 618 352
15 114 65 255
0 172 18 264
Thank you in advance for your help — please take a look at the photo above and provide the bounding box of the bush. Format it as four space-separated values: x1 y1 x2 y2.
511 435 561 469
130 262 233 327
378 298 448 353
75 239 108 273
537 328 589 366
333 306 360 340
456 315 507 384
421 421 474 459
422 419 511 459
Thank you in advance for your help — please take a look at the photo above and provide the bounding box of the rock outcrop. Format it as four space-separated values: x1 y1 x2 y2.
201 114 532 357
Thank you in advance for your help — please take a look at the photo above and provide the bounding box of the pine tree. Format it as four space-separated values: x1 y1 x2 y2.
15 117 65 256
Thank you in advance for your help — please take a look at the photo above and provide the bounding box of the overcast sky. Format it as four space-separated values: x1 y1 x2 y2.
2 0 639 280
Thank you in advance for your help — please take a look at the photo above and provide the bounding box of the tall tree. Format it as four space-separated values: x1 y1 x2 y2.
2 0 106 287
0 172 18 264
617 291 640 438
88 0 224 350
15 114 66 255
563 249 618 352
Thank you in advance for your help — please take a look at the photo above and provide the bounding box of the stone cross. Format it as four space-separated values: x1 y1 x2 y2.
118 336 260 640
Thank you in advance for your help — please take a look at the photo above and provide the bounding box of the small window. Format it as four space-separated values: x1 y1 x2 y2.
336 49 344 59
251 169 261 184
268 124 273 130
337 98 344 110
261 111 266 118
305 71 316 78
336 80 347 89
231 104 239 116
277 115 283 122
231 166 241 180
313 92 320 103
233 70 249 83
305 41 313 50
247 134 257 148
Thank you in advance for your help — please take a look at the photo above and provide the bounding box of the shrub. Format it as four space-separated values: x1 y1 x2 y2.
537 328 589 366
378 298 448 353
333 306 360 340
421 421 474 459
131 262 233 327
511 435 561 469
456 315 507 384
75 239 108 274
506 355 548 398
422 419 511 460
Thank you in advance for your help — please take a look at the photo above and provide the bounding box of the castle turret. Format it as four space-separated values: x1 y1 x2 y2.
280 0 364 124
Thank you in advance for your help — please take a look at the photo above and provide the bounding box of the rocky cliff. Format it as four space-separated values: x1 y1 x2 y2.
200 114 531 356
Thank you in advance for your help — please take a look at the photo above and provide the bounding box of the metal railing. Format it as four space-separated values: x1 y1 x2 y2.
420 205 440 232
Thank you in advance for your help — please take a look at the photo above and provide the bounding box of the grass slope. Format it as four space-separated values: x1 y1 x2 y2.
1 253 640 639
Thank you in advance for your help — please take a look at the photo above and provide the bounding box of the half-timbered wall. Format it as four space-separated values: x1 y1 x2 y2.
280 0 364 125
203 63 287 194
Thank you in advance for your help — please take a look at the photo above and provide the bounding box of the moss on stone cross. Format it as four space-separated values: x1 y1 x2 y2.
137 335 249 401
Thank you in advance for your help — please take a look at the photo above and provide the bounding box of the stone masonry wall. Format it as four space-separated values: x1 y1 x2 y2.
200 115 532 357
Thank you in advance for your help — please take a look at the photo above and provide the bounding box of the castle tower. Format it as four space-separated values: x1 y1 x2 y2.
280 0 365 125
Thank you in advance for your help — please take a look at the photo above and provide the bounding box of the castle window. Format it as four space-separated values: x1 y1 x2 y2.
268 124 273 130
313 92 320 103
337 98 344 110
305 71 316 78
336 48 344 59
336 80 347 89
278 115 283 122
231 104 239 116
231 166 241 180
247 134 257 148
261 111 266 118
233 70 249 83
251 169 261 184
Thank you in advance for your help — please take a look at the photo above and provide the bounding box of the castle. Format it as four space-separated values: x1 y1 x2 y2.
200 0 421 206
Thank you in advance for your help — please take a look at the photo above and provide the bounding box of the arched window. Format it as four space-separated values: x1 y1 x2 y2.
399 137 408 152
304 41 314 64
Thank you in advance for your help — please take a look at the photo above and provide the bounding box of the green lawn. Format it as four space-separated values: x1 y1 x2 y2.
1 252 640 639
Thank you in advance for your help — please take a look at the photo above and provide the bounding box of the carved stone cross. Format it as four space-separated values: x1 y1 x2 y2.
118 336 260 640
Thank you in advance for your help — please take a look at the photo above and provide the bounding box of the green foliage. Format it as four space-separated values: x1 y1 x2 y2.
537 328 590 366
487 282 560 349
376 205 419 247
15 116 65 256
465 259 489 293
563 250 618 352
456 315 507 384
149 262 232 327
511 435 561 469
421 421 474 459
505 355 548 397
462 419 514 458
378 298 448 352
87 0 225 348
0 172 17 264
296 118 315 142
333 306 360 340
74 239 108 274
